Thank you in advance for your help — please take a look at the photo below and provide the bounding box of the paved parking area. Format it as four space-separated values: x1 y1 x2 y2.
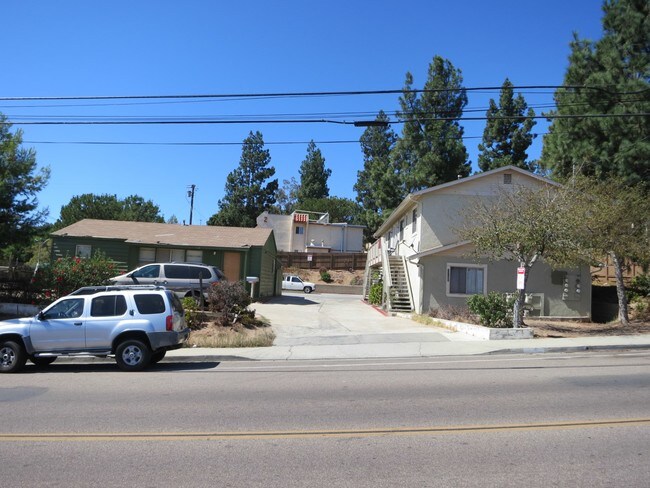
252 292 454 346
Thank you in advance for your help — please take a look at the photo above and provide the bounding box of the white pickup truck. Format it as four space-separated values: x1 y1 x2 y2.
281 275 316 294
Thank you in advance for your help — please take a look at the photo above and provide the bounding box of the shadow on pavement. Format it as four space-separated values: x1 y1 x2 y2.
21 361 221 374
259 295 319 306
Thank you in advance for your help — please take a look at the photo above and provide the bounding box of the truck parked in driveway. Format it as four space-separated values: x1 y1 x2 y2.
282 275 316 294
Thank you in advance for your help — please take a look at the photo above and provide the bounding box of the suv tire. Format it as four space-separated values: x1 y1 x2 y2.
115 339 151 372
0 340 27 374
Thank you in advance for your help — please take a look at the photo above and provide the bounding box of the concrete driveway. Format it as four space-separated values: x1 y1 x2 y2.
252 292 452 347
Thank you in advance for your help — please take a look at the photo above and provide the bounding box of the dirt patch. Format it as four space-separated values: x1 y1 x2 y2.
525 318 650 338
285 268 364 286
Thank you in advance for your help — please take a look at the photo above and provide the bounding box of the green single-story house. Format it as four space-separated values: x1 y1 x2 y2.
51 219 282 298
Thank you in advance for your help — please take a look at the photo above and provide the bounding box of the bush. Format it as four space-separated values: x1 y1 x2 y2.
207 281 252 326
368 283 383 305
32 251 117 304
181 296 206 330
628 274 650 301
319 267 333 283
467 292 515 328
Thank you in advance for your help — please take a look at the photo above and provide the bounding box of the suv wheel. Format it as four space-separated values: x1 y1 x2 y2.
0 340 27 374
115 339 151 372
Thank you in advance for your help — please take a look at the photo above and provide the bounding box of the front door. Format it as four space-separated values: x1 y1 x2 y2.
223 252 241 281
30 297 86 351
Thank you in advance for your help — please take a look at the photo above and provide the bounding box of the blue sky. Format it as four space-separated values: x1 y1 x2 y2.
1 0 605 225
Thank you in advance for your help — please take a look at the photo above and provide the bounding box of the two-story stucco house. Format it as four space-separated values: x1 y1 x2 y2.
365 166 591 319
257 210 365 253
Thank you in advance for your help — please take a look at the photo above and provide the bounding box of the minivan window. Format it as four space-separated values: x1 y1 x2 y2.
133 294 166 314
188 266 211 279
91 295 127 317
132 265 160 279
164 265 189 279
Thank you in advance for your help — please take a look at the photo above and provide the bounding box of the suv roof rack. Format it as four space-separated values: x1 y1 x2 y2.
69 285 166 296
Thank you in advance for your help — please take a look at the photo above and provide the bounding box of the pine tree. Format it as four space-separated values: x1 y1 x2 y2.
478 79 537 172
354 111 402 238
394 56 470 193
297 140 331 204
0 114 50 254
541 0 649 187
208 131 278 227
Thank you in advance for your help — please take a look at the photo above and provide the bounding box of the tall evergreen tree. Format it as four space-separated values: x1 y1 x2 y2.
354 111 402 239
394 56 470 193
297 140 331 204
541 0 649 187
0 114 50 255
478 78 537 172
208 131 278 227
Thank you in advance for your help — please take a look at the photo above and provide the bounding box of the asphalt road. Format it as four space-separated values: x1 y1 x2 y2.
2 351 649 487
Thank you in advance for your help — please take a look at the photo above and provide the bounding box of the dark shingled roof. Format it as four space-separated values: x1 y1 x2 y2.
52 219 273 249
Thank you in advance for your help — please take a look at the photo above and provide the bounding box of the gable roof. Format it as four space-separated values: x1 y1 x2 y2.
52 219 273 249
374 166 560 237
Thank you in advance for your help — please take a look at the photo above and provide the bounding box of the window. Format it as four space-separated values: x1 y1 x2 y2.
133 294 166 314
186 250 203 263
447 264 486 296
75 244 92 259
139 247 156 264
45 298 85 319
295 226 304 235
412 209 417 232
132 264 160 278
91 295 127 317
189 266 211 279
503 173 512 184
399 220 405 240
164 264 189 279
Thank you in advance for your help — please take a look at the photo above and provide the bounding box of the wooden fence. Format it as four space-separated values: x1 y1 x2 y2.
278 252 367 271
591 256 646 285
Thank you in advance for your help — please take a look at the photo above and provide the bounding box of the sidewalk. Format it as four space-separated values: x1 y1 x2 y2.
167 333 650 362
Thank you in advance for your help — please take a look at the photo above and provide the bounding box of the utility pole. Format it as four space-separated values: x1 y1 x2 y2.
187 184 196 225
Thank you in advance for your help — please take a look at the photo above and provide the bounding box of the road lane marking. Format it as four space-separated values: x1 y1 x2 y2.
2 418 649 442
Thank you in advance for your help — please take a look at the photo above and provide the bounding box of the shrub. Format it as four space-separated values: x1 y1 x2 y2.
207 281 252 326
368 283 383 305
628 274 650 301
319 267 333 283
182 296 206 330
467 292 515 328
32 251 116 303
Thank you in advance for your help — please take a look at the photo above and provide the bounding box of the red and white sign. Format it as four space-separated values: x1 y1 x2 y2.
294 213 309 223
516 267 526 290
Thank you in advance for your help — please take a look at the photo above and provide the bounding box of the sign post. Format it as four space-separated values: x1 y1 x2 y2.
516 267 526 290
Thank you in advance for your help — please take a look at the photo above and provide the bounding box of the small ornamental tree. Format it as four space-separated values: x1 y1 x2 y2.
207 281 252 326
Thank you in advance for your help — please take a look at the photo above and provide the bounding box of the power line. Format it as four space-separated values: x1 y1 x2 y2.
1 85 647 102
5 112 649 126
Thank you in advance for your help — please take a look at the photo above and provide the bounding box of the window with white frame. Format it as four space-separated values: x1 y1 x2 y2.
447 264 486 296
295 226 304 235
139 248 156 264
412 209 417 232
186 249 203 263
75 244 92 259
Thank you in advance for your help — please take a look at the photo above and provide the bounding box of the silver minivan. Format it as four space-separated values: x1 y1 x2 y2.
111 263 225 299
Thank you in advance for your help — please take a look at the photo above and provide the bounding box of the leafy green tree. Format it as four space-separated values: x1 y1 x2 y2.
478 79 537 172
568 176 650 326
394 56 470 193
208 131 278 227
460 183 585 328
0 114 50 260
354 111 402 239
541 0 649 187
55 193 164 229
298 197 364 225
297 140 331 204
271 177 300 214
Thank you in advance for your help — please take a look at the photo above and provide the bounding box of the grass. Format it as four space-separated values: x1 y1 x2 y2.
186 327 276 348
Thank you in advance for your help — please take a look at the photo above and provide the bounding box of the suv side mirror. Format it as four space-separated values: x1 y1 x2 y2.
38 311 46 321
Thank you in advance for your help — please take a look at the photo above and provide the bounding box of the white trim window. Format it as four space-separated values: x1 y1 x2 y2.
447 264 487 296
75 244 92 259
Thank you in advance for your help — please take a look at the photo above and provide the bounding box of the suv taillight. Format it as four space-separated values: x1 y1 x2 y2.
166 315 173 331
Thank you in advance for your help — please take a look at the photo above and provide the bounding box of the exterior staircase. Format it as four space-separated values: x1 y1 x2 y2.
387 256 413 312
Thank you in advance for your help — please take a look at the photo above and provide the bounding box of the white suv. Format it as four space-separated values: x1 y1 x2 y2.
0 285 189 373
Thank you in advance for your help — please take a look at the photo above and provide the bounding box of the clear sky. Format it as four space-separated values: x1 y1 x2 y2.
1 0 605 225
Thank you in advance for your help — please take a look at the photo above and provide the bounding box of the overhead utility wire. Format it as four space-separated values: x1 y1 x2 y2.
1 85 648 101
6 112 649 126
